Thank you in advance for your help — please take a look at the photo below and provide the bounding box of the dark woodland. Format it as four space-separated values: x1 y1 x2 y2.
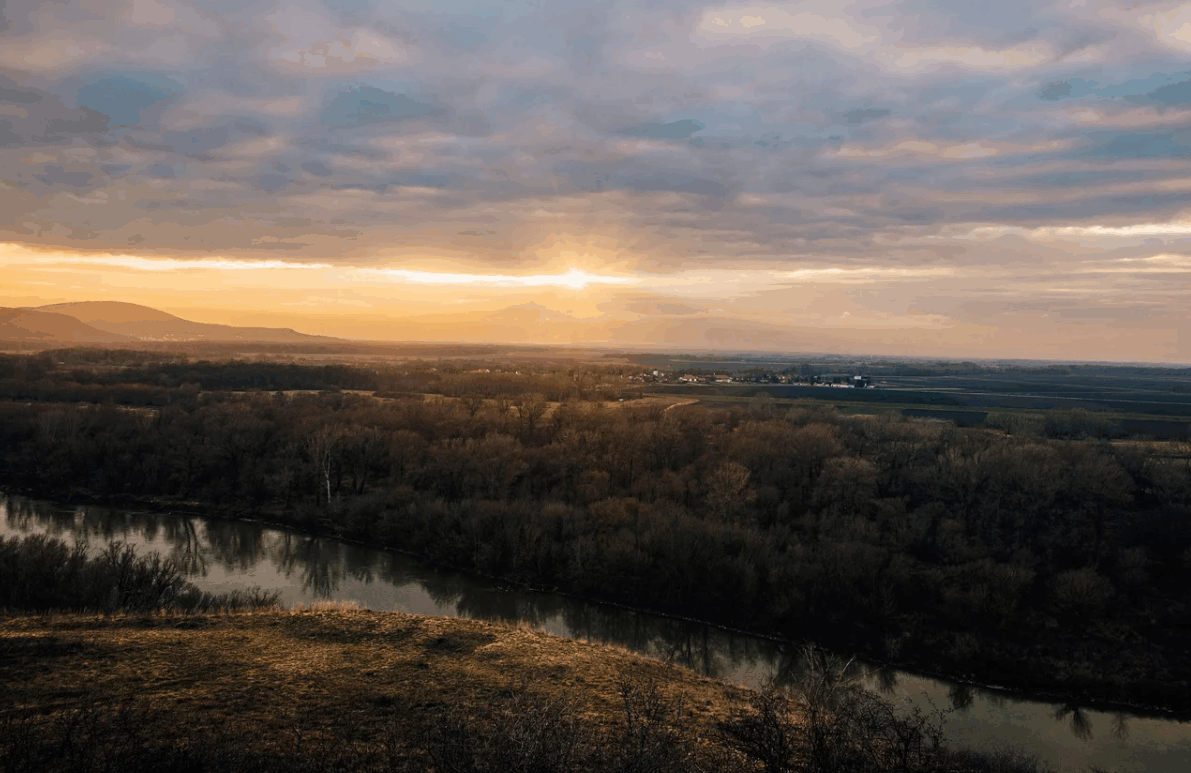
2 349 1189 714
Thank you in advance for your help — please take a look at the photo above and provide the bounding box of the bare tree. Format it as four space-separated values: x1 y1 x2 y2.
514 393 549 438
305 424 344 505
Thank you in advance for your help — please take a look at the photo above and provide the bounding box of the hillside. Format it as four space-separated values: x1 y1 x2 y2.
34 301 340 343
0 607 1048 773
0 308 133 343
0 608 750 772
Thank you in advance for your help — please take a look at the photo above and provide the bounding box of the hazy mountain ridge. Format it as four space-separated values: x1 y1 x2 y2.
0 308 135 343
24 301 340 343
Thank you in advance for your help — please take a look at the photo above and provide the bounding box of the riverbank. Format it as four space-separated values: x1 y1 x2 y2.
11 484 1191 722
0 607 1052 773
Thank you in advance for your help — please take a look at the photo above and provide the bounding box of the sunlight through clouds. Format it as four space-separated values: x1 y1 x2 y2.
1 0 1191 358
355 267 637 289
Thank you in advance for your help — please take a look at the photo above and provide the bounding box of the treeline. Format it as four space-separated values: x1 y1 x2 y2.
2 377 1191 708
0 534 279 613
0 350 634 405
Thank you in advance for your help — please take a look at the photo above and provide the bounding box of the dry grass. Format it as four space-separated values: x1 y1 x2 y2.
0 608 751 768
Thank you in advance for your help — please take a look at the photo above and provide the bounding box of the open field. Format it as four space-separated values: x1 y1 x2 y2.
650 391 1191 426
644 383 1191 419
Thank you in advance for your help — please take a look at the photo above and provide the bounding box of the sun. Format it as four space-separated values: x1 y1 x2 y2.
559 268 591 290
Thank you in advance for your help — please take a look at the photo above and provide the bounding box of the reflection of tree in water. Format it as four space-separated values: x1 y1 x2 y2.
77 508 140 545
271 532 348 599
653 622 729 678
873 667 900 696
1112 712 1130 740
1054 703 1094 741
340 544 378 586
203 520 269 572
947 683 975 713
392 561 466 610
457 589 564 628
162 517 208 577
412 566 562 627
2 496 156 546
1050 705 1128 743
557 604 783 682
383 555 780 681
3 495 79 537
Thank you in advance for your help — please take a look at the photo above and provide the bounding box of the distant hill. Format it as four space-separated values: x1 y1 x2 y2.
0 308 134 343
34 301 340 343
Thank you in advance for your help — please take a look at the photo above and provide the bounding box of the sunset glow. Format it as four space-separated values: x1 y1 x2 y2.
354 267 638 290
0 0 1189 360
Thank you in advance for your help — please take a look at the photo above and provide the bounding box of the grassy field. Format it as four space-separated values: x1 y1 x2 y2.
0 607 750 771
1 607 1057 773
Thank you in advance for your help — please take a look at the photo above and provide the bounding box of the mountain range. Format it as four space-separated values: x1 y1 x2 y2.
0 302 339 344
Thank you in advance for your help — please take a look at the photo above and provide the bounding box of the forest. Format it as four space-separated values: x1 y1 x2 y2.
1 349 1189 712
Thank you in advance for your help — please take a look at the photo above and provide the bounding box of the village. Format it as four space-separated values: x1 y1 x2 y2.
629 368 873 388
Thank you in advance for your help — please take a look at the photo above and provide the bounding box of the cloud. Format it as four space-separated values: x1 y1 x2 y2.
301 161 332 176
842 107 891 124
0 0 1188 358
0 75 111 147
620 119 706 139
33 165 94 187
76 75 177 127
320 86 439 126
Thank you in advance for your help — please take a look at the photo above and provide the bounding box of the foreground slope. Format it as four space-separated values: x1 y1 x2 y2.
0 608 748 772
35 301 340 343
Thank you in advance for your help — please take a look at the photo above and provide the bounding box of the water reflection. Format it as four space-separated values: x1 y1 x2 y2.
1054 704 1094 742
2 493 1187 773
948 683 975 713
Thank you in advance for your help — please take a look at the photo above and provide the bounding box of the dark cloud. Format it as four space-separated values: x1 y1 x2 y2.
0 85 40 104
0 119 21 148
33 165 93 187
439 20 488 50
0 76 112 149
842 108 891 124
1145 79 1191 105
41 107 109 140
234 122 268 136
1037 81 1071 101
620 119 706 139
76 76 176 127
554 160 730 199
1090 131 1191 159
134 199 206 211
124 135 173 152
625 175 730 198
257 173 289 191
321 86 439 127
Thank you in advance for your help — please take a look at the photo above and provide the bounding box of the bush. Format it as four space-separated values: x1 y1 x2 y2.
0 534 279 614
720 646 1051 773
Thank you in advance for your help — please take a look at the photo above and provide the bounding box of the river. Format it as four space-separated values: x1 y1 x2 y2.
2 493 1188 772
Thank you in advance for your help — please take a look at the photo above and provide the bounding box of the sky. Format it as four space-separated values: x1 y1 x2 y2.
1 0 1190 361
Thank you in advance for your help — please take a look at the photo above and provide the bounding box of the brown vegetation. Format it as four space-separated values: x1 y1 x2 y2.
0 607 1050 772
1 351 1190 713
